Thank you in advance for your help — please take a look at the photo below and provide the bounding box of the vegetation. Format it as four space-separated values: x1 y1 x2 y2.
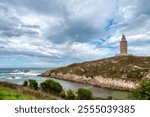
107 96 113 100
127 68 149 80
131 80 150 100
23 80 28 87
40 79 63 95
45 56 150 81
50 67 66 73
77 88 93 100
23 79 38 90
0 81 60 100
66 89 75 100
0 86 36 100
59 91 66 99
28 79 38 90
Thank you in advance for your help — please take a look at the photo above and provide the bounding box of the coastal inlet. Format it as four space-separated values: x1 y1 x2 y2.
0 68 130 99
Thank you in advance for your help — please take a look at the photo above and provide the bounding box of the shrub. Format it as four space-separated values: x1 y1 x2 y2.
77 88 92 100
28 79 38 90
40 79 63 94
131 80 150 100
66 89 75 100
127 69 149 80
107 96 113 100
23 80 28 87
59 91 66 99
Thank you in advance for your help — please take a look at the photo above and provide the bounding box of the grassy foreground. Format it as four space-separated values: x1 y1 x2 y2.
0 81 61 100
0 86 36 100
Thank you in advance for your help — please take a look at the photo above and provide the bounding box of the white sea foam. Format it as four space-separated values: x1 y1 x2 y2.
15 76 21 79
10 72 38 76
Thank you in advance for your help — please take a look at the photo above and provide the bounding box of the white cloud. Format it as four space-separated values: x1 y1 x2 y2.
0 0 149 67
129 44 150 56
70 42 110 59
66 0 117 28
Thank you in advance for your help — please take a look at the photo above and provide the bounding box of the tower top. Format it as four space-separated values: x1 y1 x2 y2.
121 34 127 41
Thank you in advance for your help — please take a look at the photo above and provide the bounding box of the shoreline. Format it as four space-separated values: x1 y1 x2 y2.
41 72 137 91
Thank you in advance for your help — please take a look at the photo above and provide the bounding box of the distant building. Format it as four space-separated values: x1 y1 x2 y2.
120 35 128 56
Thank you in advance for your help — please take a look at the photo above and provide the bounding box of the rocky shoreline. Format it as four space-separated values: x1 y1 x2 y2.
41 72 137 91
40 56 150 91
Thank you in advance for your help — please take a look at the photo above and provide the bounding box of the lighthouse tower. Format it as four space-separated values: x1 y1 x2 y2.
120 35 128 55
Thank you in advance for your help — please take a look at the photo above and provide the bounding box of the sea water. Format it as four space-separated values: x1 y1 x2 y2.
0 68 130 99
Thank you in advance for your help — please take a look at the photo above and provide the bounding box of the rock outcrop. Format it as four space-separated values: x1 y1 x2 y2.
41 72 136 91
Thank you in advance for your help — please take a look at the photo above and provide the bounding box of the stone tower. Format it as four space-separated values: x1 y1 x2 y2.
120 34 128 55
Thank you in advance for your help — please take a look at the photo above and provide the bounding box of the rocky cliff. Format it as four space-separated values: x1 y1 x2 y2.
41 56 150 91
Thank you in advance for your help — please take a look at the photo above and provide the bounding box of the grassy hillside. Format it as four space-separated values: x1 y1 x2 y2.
0 81 61 100
46 56 150 81
0 86 36 100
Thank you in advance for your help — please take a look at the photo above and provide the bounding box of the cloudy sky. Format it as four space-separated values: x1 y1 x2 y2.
0 0 150 68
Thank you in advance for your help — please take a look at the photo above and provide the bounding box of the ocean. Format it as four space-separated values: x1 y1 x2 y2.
0 68 130 99
0 68 49 85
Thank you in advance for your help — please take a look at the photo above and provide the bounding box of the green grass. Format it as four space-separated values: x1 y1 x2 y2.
0 86 37 100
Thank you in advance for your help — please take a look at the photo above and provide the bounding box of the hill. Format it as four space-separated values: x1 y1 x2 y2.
0 81 60 100
0 86 36 100
41 56 150 91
